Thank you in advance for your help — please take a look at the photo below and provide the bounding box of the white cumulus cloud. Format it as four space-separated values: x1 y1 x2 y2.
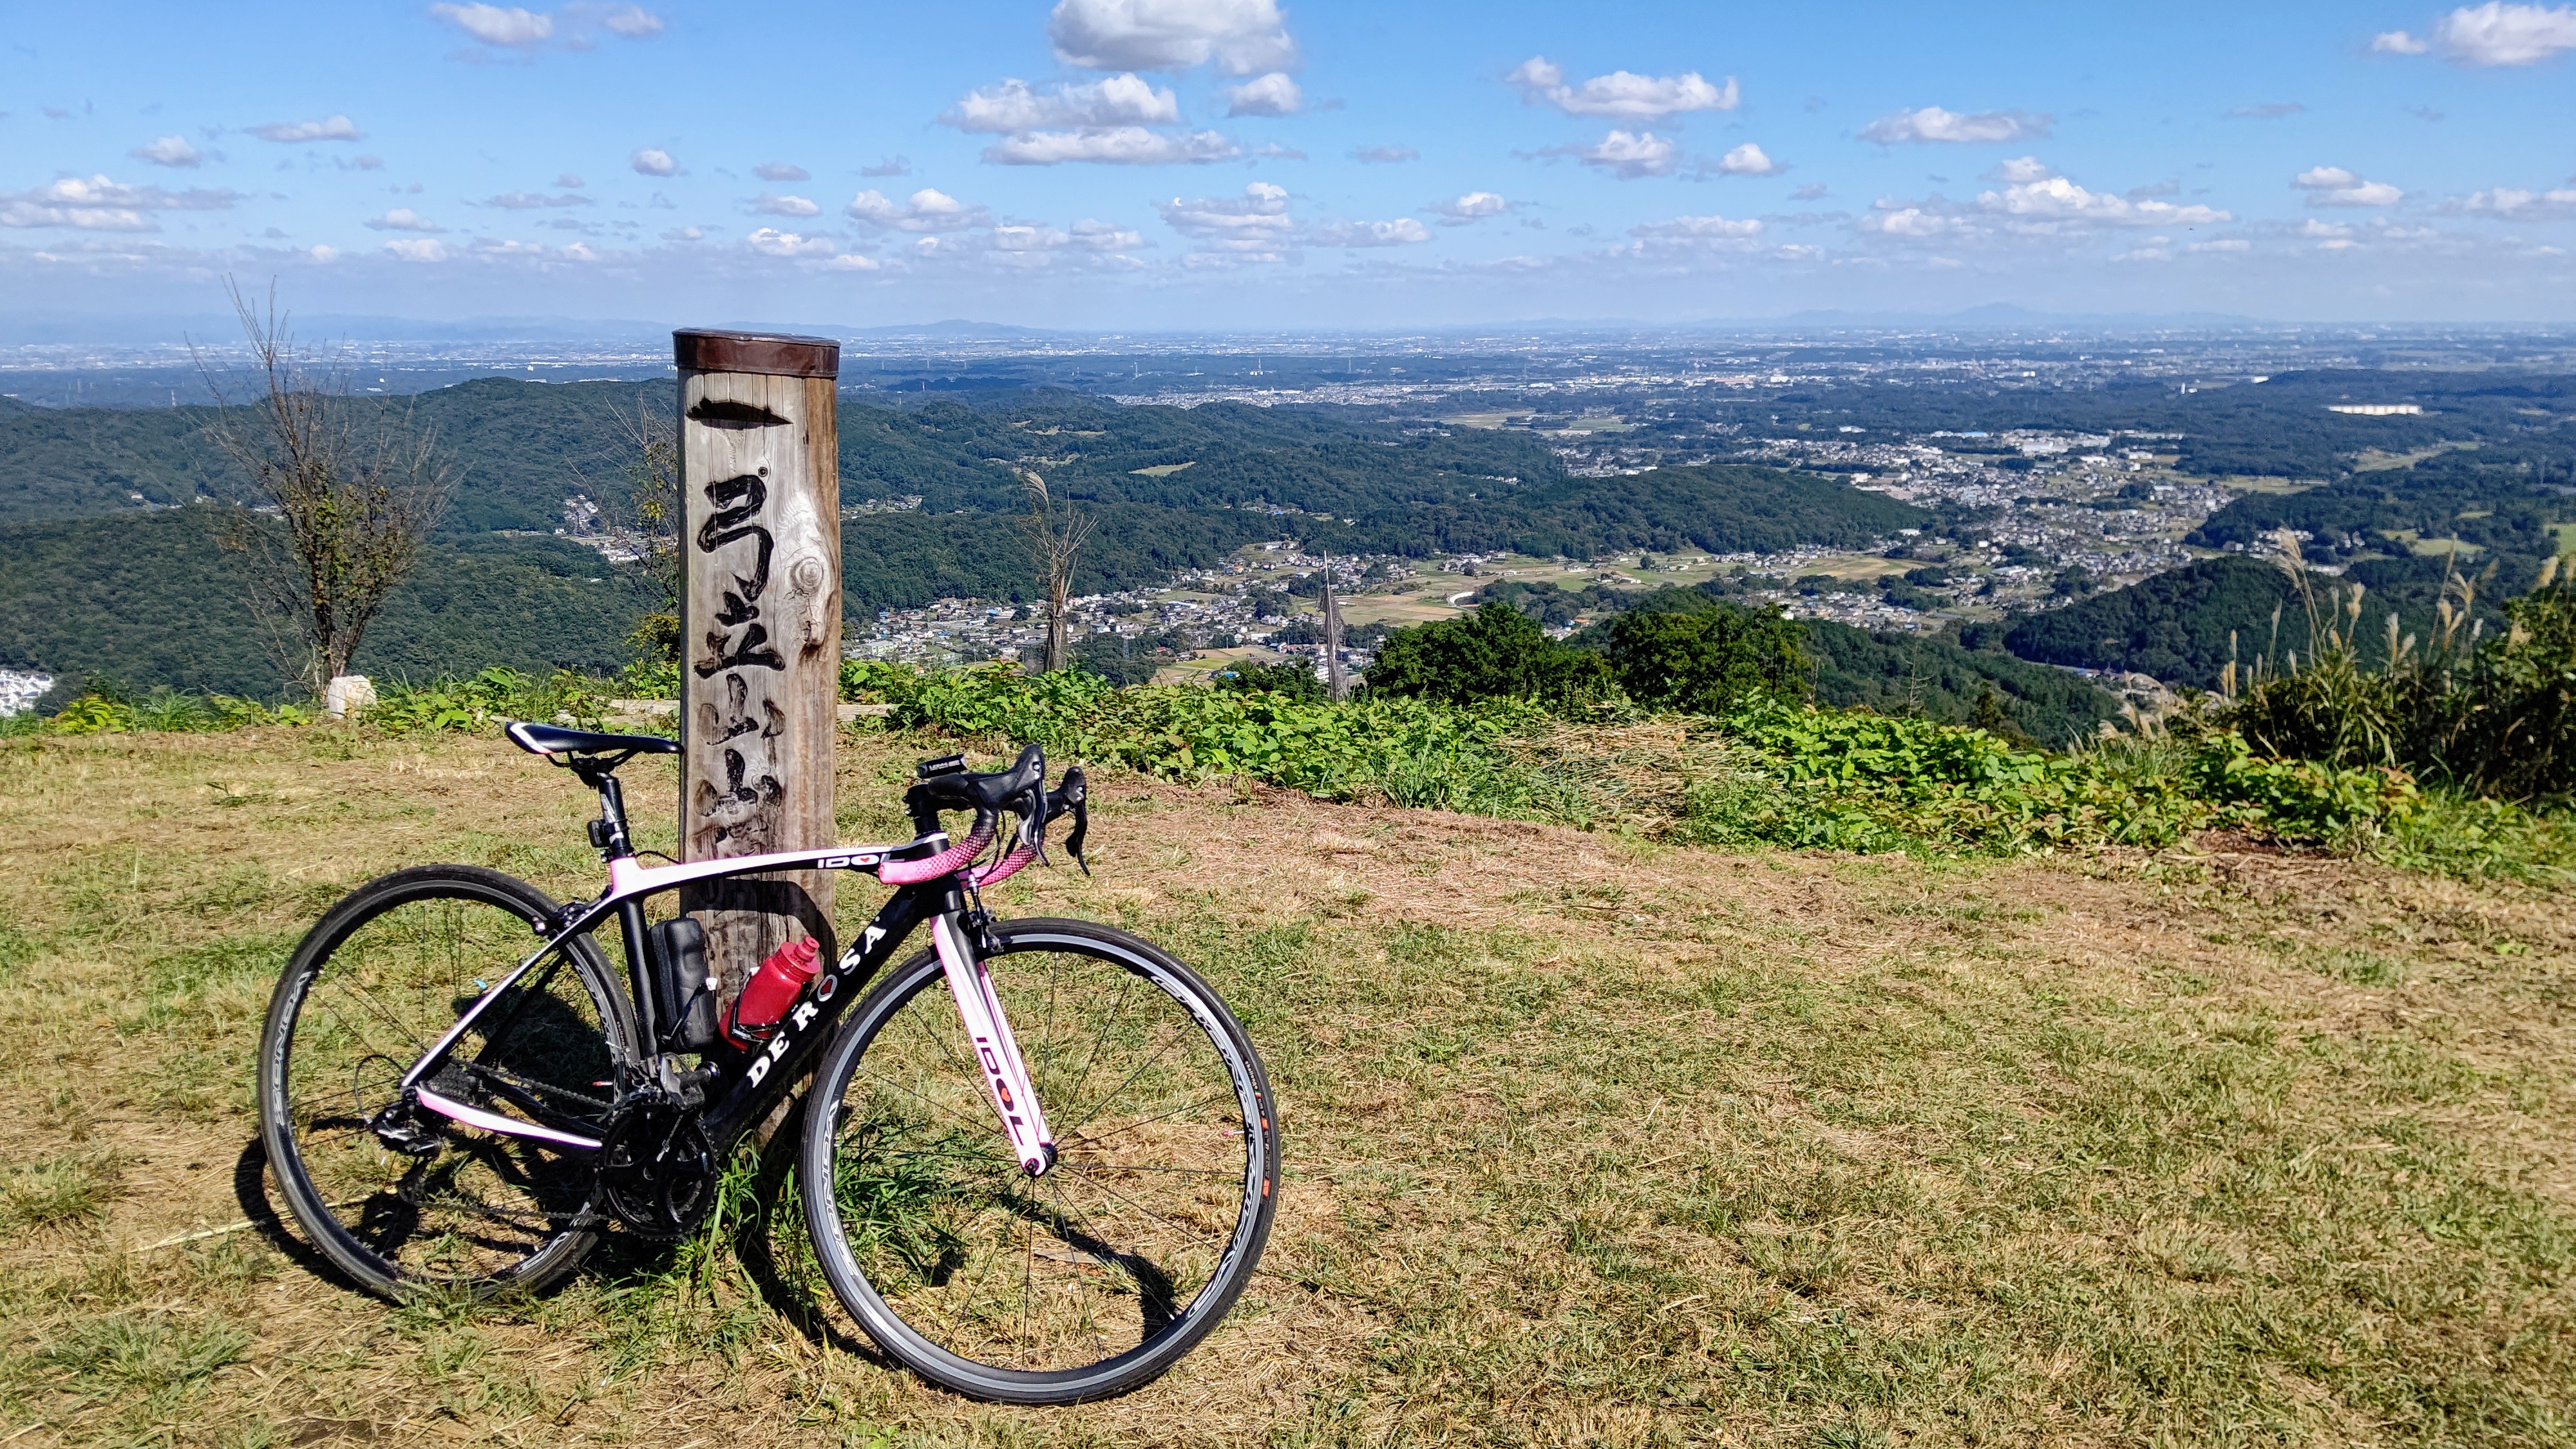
251 115 361 143
1860 106 2052 144
746 228 835 257
983 218 1148 253
753 162 808 182
602 5 665 39
753 194 820 217
2373 28 2432 52
1048 0 1298 75
0 175 240 229
130 135 201 167
944 74 1180 132
1980 173 2231 225
1714 142 1782 176
383 238 449 261
366 208 446 232
828 252 879 270
631 147 679 176
431 3 553 48
1506 57 1738 119
1574 129 1679 179
983 127 1238 166
1432 191 1508 223
846 187 992 232
2458 185 2576 214
2432 3 2576 64
1158 180 1294 261
1311 217 1430 247
1630 213 1763 240
2295 166 2403 206
1862 207 1969 238
1226 72 1302 116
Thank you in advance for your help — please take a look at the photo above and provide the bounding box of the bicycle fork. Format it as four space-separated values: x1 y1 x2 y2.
930 912 1057 1176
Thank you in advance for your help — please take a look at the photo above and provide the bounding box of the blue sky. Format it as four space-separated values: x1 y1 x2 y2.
5 1 2575 328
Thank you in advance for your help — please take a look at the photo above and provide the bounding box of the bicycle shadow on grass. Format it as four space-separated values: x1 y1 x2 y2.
578 1088 892 1366
232 1135 368 1294
737 1094 889 1360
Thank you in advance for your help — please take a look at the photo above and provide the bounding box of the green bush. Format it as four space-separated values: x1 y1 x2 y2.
1598 603 1809 714
2431 576 2575 802
1214 660 1327 702
844 658 2470 863
2223 558 2574 804
359 668 616 735
1365 603 1612 709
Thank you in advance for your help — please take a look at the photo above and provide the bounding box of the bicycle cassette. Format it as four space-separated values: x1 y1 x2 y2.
596 1099 717 1240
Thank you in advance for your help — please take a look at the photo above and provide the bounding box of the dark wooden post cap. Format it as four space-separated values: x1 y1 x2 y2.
673 328 840 378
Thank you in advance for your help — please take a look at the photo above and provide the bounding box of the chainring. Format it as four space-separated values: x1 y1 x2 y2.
596 1097 718 1241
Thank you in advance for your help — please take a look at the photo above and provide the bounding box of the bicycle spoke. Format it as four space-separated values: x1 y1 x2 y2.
1057 1089 1240 1153
810 929 1273 1390
852 1068 1009 1142
1052 972 1137 1133
1050 1162 1233 1249
1055 1016 1190 1138
267 881 620 1294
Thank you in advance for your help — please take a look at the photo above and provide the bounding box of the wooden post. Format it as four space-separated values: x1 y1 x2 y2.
674 329 841 1003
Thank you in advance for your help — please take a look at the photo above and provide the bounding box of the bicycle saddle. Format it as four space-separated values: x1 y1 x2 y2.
505 721 681 759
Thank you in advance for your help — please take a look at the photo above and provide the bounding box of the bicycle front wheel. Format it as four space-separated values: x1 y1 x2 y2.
800 917 1278 1404
256 865 638 1298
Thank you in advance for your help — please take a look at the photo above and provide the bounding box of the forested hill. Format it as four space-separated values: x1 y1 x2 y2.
0 511 656 698
0 377 1930 558
1999 552 2515 689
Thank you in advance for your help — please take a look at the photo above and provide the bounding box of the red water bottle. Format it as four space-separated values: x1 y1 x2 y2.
723 936 820 1046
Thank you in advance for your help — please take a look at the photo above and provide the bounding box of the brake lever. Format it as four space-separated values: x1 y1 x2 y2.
1016 783 1048 864
1052 767 1090 876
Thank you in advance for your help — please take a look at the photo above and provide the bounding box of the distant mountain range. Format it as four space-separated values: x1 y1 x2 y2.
23 308 2565 352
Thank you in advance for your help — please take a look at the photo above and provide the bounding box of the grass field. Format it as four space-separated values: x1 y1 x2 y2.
1 726 2571 1446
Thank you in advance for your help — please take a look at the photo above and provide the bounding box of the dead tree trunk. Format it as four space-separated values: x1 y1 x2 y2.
1322 553 1348 701
674 329 841 1010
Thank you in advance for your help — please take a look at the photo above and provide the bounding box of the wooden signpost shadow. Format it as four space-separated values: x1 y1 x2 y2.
674 328 841 1003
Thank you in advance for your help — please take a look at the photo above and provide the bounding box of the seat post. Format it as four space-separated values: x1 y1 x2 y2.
582 766 636 860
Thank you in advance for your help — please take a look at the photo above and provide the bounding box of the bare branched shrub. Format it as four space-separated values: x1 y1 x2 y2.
196 280 453 696
607 395 682 663
1018 469 1093 672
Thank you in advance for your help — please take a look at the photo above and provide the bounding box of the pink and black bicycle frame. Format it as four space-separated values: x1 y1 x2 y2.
395 833 1058 1174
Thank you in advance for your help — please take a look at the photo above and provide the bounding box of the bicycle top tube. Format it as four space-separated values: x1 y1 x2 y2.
603 838 920 905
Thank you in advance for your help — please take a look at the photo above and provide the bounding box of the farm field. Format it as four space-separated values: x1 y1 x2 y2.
0 726 2570 1446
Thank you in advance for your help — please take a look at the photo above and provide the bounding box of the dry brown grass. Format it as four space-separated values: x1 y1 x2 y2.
0 725 2570 1446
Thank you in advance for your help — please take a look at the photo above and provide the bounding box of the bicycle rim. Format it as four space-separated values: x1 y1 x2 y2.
260 867 630 1295
802 920 1276 1403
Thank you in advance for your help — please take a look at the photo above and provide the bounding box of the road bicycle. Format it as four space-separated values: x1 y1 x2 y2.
254 722 1278 1405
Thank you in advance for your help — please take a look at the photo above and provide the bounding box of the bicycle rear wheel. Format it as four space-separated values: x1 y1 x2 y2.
800 917 1278 1404
256 865 638 1297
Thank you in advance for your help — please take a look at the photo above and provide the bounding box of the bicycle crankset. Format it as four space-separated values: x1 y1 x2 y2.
596 1097 717 1240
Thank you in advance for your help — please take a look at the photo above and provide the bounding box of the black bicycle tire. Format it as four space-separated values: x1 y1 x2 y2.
799 916 1280 1405
256 864 641 1299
